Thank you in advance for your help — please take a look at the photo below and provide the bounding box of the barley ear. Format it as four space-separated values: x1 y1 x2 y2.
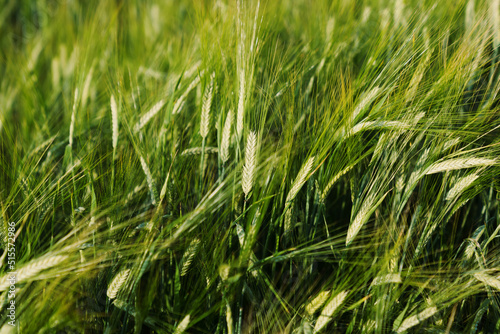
313 290 348 333
106 269 130 299
173 315 190 334
111 95 119 149
220 109 233 163
200 72 215 139
242 131 257 197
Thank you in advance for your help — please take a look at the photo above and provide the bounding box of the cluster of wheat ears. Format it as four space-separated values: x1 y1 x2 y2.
1 0 500 333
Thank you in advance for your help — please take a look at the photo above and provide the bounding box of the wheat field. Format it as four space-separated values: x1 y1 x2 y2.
1 0 500 333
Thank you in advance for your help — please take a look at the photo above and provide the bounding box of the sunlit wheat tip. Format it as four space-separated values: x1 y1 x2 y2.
446 173 479 200
134 99 166 133
226 303 234 334
111 95 119 149
139 155 157 205
200 72 215 139
313 290 348 333
426 158 496 174
181 238 200 276
221 109 233 163
346 192 389 246
474 272 500 291
0 255 68 291
107 269 130 299
351 86 380 122
371 273 402 286
69 88 78 147
236 71 245 137
286 156 315 203
173 315 190 334
181 147 218 156
242 131 257 197
305 290 331 316
396 306 439 333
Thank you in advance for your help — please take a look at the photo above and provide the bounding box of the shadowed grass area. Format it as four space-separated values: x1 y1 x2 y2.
1 0 500 333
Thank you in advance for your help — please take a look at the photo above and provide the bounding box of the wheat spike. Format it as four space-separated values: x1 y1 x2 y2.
464 225 485 260
107 269 130 299
305 290 331 316
393 0 405 28
0 255 68 291
236 71 245 137
492 0 500 50
172 72 203 114
347 191 389 246
200 72 215 139
286 156 315 203
474 272 500 291
69 88 78 147
242 131 257 197
446 173 479 200
313 290 348 333
111 95 119 149
351 87 380 122
465 0 475 32
181 147 218 156
426 158 496 175
226 303 234 334
139 155 157 205
173 315 190 334
82 67 93 106
221 109 233 163
181 238 200 276
395 306 438 333
371 273 402 286
134 99 166 133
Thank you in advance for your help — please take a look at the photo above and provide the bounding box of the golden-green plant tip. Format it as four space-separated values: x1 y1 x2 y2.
107 269 130 299
242 131 257 197
173 315 190 334
395 306 439 333
111 94 119 149
220 109 233 164
313 290 348 333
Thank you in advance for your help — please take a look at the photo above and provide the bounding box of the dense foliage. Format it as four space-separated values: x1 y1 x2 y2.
1 0 500 333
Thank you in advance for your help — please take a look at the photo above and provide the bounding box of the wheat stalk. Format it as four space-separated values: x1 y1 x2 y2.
200 72 215 139
395 306 438 333
426 158 496 174
220 109 233 163
242 131 257 197
313 290 348 333
173 315 190 334
134 99 166 133
111 95 119 149
305 290 331 316
106 269 130 299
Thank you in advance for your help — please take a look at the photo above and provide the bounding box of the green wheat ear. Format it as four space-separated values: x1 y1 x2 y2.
242 131 257 197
